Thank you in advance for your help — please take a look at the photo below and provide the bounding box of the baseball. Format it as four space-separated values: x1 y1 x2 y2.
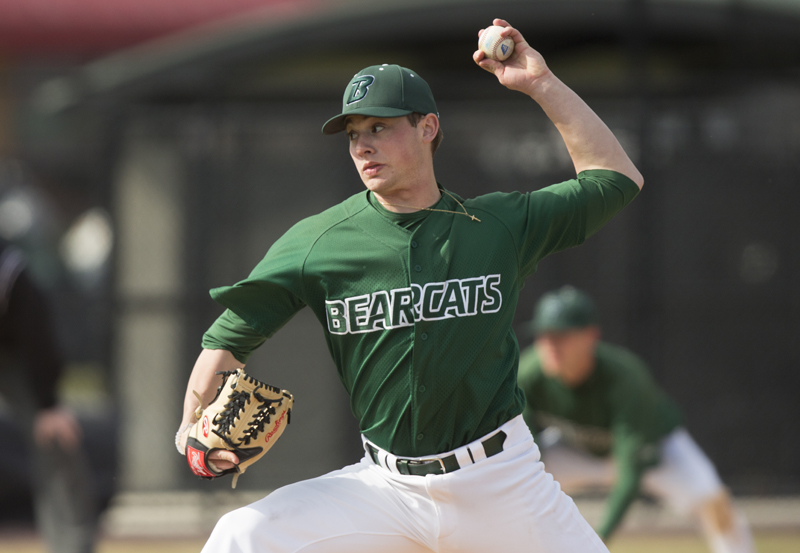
478 25 515 61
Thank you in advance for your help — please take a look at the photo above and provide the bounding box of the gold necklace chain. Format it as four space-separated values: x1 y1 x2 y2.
379 190 481 222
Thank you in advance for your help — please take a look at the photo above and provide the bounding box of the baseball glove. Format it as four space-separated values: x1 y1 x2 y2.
185 368 293 488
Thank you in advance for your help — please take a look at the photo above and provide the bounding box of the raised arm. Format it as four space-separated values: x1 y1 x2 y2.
474 19 644 189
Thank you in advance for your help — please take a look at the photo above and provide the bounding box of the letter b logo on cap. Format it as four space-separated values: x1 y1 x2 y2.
346 75 375 105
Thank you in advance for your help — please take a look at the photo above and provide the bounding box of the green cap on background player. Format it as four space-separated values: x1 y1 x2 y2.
530 286 599 335
322 64 439 135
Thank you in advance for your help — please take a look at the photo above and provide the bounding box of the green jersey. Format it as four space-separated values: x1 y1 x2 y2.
517 341 683 539
203 170 639 457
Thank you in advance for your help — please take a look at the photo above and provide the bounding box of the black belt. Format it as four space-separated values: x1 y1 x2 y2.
366 431 507 476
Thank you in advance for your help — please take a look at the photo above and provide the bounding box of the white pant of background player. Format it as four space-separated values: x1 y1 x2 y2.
540 427 756 553
203 415 608 553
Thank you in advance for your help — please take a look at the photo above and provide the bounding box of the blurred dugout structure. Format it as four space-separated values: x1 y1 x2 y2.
1 0 799 532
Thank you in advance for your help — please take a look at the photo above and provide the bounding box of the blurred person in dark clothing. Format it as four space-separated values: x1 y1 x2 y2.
0 239 97 553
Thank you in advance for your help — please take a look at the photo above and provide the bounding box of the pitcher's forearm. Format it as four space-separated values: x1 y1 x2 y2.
181 348 244 427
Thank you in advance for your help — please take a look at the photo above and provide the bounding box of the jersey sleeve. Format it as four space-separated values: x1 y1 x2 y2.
497 169 639 278
205 223 309 347
202 309 267 364
597 355 665 539
597 431 648 539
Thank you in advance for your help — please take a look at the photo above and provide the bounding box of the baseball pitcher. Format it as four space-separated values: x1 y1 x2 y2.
176 19 644 553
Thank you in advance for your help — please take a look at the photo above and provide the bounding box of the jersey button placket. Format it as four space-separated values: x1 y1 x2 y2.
409 231 432 445
409 236 422 273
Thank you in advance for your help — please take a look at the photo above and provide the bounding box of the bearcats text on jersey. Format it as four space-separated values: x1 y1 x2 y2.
325 275 502 335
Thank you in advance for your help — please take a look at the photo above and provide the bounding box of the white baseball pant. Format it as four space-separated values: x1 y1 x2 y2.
540 427 756 553
202 415 608 553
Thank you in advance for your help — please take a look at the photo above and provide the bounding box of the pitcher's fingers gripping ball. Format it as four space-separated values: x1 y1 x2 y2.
478 25 515 61
184 368 293 488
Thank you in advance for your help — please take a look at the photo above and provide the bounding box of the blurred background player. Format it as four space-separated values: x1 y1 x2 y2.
517 285 756 553
0 239 97 553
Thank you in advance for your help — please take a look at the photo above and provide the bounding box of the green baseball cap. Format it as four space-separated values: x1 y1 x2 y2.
322 64 439 135
530 286 599 335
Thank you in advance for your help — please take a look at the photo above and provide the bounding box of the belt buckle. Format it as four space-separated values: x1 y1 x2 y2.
414 457 447 474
